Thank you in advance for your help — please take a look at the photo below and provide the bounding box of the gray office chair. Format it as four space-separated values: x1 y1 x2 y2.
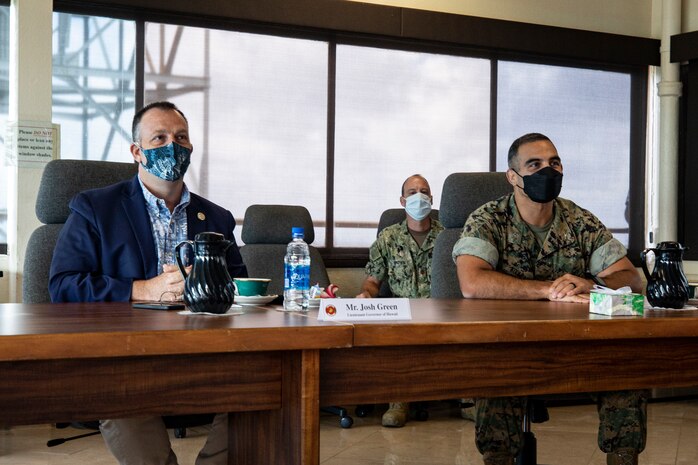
24 159 210 440
239 204 330 299
431 172 511 298
375 208 439 297
23 159 138 304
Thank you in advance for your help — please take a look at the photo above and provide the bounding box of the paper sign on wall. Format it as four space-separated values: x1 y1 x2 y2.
317 298 412 321
5 121 60 167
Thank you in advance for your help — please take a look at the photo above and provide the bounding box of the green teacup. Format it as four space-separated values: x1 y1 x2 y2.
233 278 271 296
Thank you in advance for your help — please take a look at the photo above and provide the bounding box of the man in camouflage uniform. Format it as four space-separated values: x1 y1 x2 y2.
452 133 647 465
357 174 444 427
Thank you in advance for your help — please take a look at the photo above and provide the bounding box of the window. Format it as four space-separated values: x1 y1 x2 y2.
0 11 133 251
334 45 490 247
496 61 633 245
52 12 136 163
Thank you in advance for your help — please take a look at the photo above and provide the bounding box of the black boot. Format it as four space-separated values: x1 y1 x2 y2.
606 449 638 465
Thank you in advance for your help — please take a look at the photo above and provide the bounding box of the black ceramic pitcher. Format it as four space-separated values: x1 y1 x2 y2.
641 241 690 309
175 232 236 314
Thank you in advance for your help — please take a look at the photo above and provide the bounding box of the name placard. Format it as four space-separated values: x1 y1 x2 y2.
317 298 412 321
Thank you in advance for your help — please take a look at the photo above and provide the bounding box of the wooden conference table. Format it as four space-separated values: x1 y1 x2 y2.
3 300 698 465
0 302 352 464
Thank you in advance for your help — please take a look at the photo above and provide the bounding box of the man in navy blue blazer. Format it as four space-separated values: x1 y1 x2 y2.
49 101 247 465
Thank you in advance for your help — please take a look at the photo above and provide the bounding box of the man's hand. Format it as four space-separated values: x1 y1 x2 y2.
131 264 190 301
549 292 590 304
549 273 594 300
356 276 381 299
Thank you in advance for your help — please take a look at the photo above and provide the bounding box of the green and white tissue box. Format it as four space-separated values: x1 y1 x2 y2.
589 285 644 316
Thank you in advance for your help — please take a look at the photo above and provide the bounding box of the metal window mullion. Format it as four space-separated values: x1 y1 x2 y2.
489 57 498 172
135 19 144 117
325 40 336 251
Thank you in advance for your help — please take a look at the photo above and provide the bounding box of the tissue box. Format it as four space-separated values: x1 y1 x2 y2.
589 291 644 316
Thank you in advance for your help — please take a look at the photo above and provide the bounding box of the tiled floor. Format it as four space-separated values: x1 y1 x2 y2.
2 399 698 464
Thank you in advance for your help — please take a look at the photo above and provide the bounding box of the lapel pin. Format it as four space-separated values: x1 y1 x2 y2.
197 212 206 221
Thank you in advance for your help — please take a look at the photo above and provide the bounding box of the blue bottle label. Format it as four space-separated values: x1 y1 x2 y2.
285 263 310 290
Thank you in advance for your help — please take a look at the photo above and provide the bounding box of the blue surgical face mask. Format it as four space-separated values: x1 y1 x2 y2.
137 141 192 181
404 192 432 221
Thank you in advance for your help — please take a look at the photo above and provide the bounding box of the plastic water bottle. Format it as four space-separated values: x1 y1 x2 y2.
283 227 311 311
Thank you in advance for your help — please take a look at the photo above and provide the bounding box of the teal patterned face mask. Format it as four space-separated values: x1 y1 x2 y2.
138 141 192 181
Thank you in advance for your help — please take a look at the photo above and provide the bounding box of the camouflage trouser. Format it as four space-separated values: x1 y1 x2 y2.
592 390 649 453
475 390 649 458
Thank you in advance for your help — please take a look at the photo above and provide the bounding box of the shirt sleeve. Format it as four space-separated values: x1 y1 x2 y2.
452 236 499 269
451 206 500 269
576 206 627 276
364 234 388 282
589 237 627 276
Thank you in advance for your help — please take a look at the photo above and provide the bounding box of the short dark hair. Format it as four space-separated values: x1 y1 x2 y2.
507 133 551 170
401 174 428 197
131 101 188 143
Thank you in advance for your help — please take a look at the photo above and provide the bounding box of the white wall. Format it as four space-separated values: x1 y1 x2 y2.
350 0 698 38
349 0 657 37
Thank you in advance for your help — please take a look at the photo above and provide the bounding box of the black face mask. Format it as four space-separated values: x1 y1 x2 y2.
513 166 563 203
